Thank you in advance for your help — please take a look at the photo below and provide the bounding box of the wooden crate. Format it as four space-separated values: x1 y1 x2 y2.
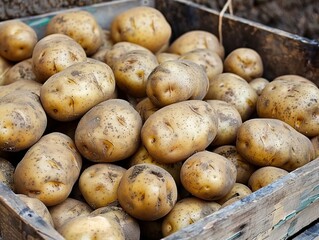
1 0 319 239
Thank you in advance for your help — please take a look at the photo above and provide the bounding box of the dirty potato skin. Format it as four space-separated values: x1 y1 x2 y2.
17 194 54 227
110 6 172 53
180 151 237 201
117 163 178 221
49 198 92 229
223 48 264 82
90 206 140 240
204 73 258 121
0 157 15 190
216 183 252 205
141 100 218 164
40 58 116 121
0 79 42 98
0 55 13 85
32 33 87 83
135 97 159 122
14 132 82 206
249 77 269 95
236 118 316 171
0 90 47 152
248 166 289 192
0 20 38 62
112 49 158 98
146 59 209 107
162 197 221 237
256 75 319 137
46 10 103 56
79 163 126 209
75 99 142 162
168 30 224 59
213 145 256 185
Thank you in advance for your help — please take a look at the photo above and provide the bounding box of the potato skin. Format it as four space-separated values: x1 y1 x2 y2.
162 197 221 237
75 99 142 162
111 6 172 53
117 163 178 221
0 55 13 85
40 58 116 121
135 97 159 122
14 132 82 206
79 163 126 209
46 10 103 56
204 73 258 121
180 151 237 201
168 30 224 59
0 79 42 98
146 59 209 107
249 77 269 95
216 183 252 205
256 75 319 137
0 157 15 190
49 198 92 229
17 194 54 227
0 90 47 152
248 166 289 192
112 49 158 98
223 48 263 82
141 100 218 164
236 118 316 171
0 20 38 62
32 33 87 83
206 100 242 146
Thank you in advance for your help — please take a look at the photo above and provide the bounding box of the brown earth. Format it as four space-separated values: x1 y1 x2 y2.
0 0 318 40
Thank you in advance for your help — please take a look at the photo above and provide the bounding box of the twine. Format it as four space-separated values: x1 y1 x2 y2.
218 0 233 46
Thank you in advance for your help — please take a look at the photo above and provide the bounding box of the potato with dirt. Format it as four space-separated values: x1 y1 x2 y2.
236 118 316 171
40 58 116 121
75 99 142 162
117 163 178 221
141 100 218 164
0 157 15 190
14 132 82 206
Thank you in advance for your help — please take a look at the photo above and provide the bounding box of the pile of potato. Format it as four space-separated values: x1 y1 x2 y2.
0 5 318 240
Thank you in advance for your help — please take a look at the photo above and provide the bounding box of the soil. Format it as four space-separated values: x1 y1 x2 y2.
0 0 318 40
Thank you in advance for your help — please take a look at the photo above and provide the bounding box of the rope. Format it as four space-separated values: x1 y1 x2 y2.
218 0 233 46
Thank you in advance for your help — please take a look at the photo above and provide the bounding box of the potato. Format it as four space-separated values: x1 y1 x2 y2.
117 163 178 221
79 163 126 209
248 166 289 192
17 194 54 227
141 100 218 164
40 58 116 121
0 90 47 152
236 118 316 171
216 183 252 205
204 73 258 121
14 132 82 206
179 49 223 81
58 215 125 240
180 151 237 201
249 77 269 95
0 157 15 190
0 55 13 85
2 58 37 85
46 10 103 56
0 20 38 62
105 41 152 69
224 48 264 82
90 29 114 62
311 135 319 158
146 59 209 107
221 196 243 208
256 75 319 137
110 6 172 53
128 144 182 186
0 79 42 98
156 52 180 64
32 33 87 83
90 206 140 240
213 145 256 184
49 198 92 229
162 197 221 237
168 30 224 59
112 49 158 98
206 100 242 146
135 97 159 122
75 99 142 162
